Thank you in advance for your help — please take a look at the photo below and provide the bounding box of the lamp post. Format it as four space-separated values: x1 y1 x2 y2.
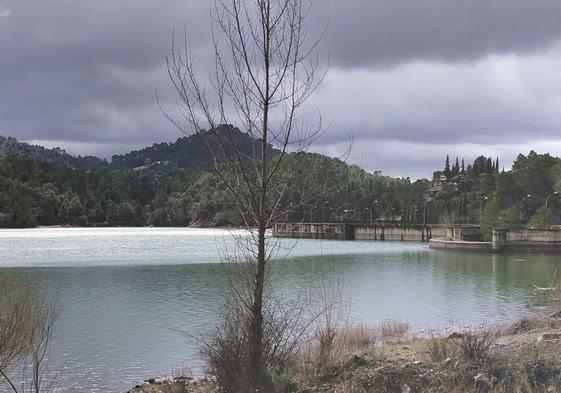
519 194 532 224
301 203 315 222
320 201 330 223
423 199 432 225
370 200 378 225
284 202 294 222
546 191 559 208
479 196 488 224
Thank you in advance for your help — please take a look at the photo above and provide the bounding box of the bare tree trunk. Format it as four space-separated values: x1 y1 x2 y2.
164 0 327 389
249 224 266 386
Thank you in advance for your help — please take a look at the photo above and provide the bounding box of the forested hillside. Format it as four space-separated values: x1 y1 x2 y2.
0 151 425 228
109 125 279 172
1 130 561 230
0 135 106 170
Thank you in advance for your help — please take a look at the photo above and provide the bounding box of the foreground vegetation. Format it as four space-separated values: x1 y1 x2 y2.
0 279 58 393
130 314 561 393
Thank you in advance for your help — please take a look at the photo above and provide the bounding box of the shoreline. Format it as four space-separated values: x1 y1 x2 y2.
127 310 561 393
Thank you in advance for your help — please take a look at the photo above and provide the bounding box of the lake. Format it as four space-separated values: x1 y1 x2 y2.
0 227 559 392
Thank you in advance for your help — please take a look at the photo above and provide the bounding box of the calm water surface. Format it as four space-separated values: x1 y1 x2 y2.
0 227 560 392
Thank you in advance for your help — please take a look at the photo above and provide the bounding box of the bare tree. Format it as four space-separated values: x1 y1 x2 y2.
164 0 326 389
0 281 58 393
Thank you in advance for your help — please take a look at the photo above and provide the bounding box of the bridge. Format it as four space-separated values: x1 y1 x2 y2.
272 222 453 242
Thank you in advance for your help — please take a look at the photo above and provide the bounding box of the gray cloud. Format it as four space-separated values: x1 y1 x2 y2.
312 0 561 69
1 0 561 178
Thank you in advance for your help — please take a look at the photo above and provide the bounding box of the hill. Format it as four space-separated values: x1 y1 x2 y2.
2 129 561 231
110 125 279 172
0 135 106 170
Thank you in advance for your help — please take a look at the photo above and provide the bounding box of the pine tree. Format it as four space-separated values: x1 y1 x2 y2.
495 157 499 174
444 155 451 178
461 159 465 174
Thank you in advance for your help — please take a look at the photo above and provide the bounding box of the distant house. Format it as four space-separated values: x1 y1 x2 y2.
431 174 448 192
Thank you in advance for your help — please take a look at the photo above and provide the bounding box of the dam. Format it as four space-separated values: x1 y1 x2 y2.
273 223 561 253
272 222 448 242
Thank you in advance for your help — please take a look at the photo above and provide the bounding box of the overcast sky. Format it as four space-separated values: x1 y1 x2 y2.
1 1 561 179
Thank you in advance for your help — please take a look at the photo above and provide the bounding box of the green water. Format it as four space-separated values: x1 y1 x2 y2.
0 228 559 392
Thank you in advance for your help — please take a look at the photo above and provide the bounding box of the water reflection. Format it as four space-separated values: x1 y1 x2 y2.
1 229 561 392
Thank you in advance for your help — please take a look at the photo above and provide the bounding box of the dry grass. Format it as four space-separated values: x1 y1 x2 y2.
335 323 376 353
379 320 410 339
425 335 455 363
130 314 561 393
457 328 497 363
500 315 561 336
299 322 377 383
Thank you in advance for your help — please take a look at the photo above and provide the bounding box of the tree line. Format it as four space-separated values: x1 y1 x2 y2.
429 151 561 238
1 147 561 231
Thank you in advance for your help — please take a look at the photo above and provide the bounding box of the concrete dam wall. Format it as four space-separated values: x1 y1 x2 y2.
353 225 434 242
272 223 444 242
492 228 561 252
275 224 561 252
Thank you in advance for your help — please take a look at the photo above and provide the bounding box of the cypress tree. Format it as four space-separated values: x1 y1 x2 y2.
444 155 451 178
452 157 460 176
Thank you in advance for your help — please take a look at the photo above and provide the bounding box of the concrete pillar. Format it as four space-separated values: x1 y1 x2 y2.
343 224 355 240
492 229 507 251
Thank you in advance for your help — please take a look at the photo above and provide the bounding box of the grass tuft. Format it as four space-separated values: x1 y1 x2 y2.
425 335 455 363
457 328 497 363
379 320 410 339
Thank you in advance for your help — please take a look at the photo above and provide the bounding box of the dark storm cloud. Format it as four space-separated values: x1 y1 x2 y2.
1 0 561 177
311 0 561 69
0 0 212 147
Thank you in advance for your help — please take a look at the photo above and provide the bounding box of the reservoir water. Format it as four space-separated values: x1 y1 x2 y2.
0 227 559 392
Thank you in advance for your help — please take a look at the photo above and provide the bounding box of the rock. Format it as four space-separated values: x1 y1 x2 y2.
401 384 412 393
474 373 496 389
550 310 561 319
539 332 561 342
511 317 535 334
349 354 367 366
146 378 156 385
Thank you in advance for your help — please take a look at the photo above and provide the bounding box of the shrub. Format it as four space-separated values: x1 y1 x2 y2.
201 296 307 393
458 329 496 363
528 206 556 229
0 279 58 392
525 354 561 391
426 336 455 363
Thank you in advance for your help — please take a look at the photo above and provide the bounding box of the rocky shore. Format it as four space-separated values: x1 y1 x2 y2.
127 376 216 393
128 313 561 393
